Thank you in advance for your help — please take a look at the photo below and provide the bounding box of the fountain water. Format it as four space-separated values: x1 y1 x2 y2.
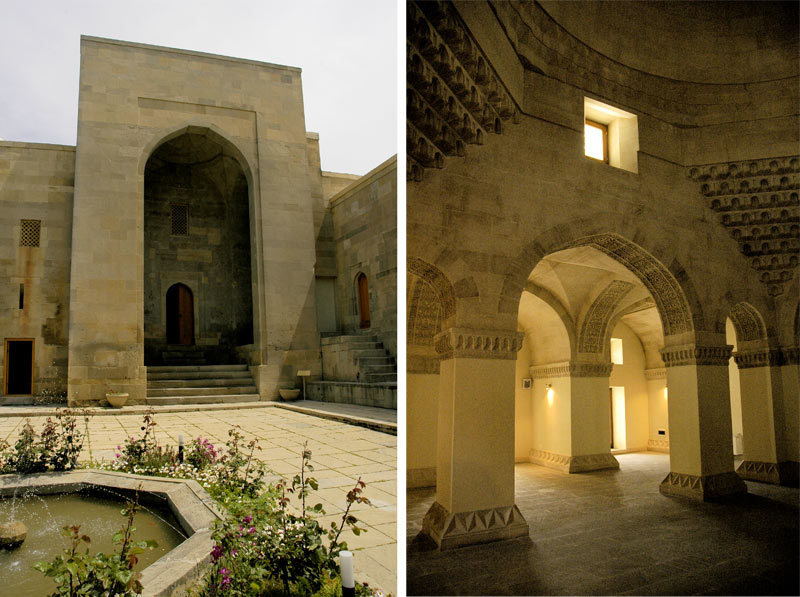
0 470 223 596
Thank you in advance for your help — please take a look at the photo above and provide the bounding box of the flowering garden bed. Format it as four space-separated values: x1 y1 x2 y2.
0 409 387 596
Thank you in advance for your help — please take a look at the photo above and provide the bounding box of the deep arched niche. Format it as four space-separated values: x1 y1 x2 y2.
143 130 254 364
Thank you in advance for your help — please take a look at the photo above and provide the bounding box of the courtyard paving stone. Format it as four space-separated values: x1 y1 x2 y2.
1 403 396 595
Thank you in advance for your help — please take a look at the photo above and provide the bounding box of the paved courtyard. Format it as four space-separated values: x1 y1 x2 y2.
408 452 799 596
0 403 397 595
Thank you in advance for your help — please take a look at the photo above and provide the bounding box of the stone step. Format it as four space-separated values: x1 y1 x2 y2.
321 335 378 345
160 359 208 367
147 370 253 381
146 385 258 397
350 349 388 358
363 372 397 383
358 363 396 374
145 394 260 406
148 377 255 389
147 364 248 374
357 355 395 365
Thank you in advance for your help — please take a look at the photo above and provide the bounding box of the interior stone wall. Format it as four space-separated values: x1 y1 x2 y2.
143 136 253 364
406 0 800 487
0 142 74 401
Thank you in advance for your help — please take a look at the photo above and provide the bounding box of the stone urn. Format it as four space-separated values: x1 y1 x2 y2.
0 521 27 549
106 392 129 408
278 388 301 401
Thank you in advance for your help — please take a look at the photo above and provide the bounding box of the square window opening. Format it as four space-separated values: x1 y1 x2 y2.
584 98 639 173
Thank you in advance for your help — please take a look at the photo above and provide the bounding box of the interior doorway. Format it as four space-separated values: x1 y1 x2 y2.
357 273 371 329
4 339 34 395
166 283 194 345
610 386 626 450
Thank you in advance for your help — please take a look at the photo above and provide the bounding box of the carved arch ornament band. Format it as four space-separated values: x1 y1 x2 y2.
578 280 634 353
566 235 694 337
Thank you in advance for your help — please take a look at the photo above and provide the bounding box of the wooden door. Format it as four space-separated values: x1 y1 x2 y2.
167 284 194 345
357 273 370 329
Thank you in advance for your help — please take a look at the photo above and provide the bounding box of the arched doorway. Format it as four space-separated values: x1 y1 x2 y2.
166 283 194 345
357 273 371 329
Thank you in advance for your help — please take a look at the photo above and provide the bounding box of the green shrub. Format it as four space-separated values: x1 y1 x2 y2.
35 498 157 597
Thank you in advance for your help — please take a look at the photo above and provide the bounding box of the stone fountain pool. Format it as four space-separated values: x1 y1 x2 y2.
0 470 223 596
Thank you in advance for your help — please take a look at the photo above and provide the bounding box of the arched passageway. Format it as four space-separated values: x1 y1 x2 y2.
412 233 755 551
143 129 254 365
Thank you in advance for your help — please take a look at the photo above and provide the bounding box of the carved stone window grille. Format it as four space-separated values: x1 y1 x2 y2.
19 220 41 247
171 204 189 236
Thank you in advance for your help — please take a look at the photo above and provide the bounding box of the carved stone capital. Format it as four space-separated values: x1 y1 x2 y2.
434 328 523 360
781 347 799 365
737 460 799 486
659 471 746 501
529 361 614 379
421 501 529 550
733 348 785 369
660 344 733 367
644 368 667 381
529 449 619 473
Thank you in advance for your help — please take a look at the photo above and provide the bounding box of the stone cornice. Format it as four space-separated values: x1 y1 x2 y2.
434 328 523 360
529 361 614 379
645 368 667 380
660 344 733 367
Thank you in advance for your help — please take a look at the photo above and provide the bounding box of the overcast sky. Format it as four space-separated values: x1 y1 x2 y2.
0 0 397 175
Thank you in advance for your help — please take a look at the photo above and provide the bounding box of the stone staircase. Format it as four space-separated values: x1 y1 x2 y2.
321 335 397 384
160 345 206 366
145 364 260 406
309 335 397 409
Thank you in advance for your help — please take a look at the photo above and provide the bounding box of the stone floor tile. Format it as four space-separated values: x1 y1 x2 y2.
407 452 798 596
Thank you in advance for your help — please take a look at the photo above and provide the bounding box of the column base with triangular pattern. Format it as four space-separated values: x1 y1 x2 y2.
737 460 799 486
659 471 747 501
420 501 529 550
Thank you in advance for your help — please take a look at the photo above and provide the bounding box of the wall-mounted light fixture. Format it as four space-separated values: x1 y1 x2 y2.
545 383 554 407
664 387 668 401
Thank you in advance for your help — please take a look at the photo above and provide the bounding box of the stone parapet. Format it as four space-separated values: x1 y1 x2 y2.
421 501 528 550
